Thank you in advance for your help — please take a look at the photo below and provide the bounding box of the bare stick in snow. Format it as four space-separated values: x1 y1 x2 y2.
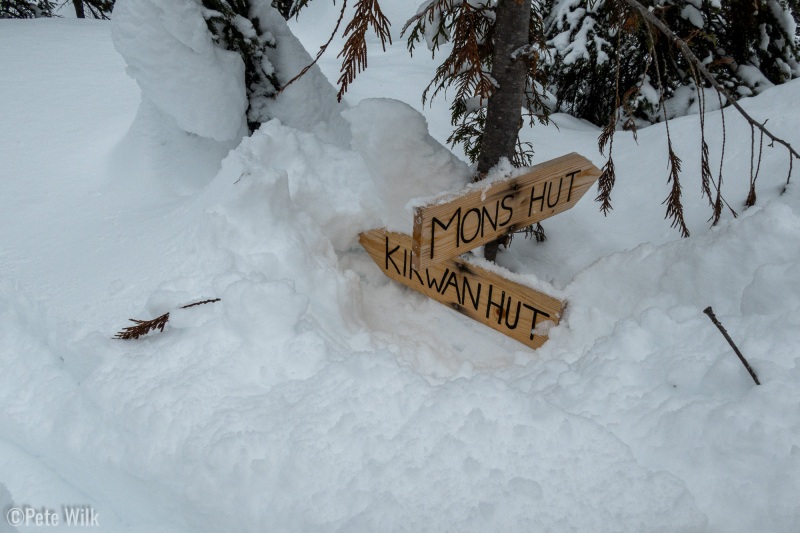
703 306 760 385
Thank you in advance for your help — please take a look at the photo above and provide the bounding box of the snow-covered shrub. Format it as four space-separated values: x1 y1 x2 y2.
0 0 55 18
113 0 345 143
544 0 800 126
73 0 116 19
201 0 281 131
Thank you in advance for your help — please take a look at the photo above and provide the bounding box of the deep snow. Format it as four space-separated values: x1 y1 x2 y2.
1 10 799 533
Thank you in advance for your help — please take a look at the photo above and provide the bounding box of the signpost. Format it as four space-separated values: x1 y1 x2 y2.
411 152 601 270
359 153 599 350
359 229 563 350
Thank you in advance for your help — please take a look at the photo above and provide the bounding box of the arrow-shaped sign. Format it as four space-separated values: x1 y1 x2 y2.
360 229 564 350
411 152 601 270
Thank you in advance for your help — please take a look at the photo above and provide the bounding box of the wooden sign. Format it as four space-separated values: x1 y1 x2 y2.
411 152 601 269
360 229 564 350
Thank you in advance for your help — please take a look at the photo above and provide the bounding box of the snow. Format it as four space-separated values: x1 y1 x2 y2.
546 0 611 66
681 4 704 28
111 0 249 141
2 11 800 533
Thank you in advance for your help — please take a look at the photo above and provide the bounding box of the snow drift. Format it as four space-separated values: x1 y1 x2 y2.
1 13 800 533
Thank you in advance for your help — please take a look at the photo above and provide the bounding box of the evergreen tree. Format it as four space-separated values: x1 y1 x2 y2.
405 0 551 167
544 0 800 126
278 0 799 250
117 0 800 252
271 0 294 19
201 0 281 131
1 0 55 18
404 0 553 256
71 0 115 19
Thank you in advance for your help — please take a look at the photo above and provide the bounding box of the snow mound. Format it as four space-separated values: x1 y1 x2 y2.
58 120 705 530
112 0 248 141
112 0 346 145
4 16 800 533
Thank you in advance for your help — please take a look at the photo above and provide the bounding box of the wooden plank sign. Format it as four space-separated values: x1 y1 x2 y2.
412 152 601 269
360 229 564 350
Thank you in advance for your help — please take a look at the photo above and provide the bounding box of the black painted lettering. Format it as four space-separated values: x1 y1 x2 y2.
442 271 461 302
486 285 505 324
426 268 449 292
481 203 498 236
461 277 482 310
528 183 546 216
431 207 461 259
500 194 514 226
523 303 551 340
504 296 522 329
385 237 401 274
565 169 579 202
460 208 481 244
546 177 562 208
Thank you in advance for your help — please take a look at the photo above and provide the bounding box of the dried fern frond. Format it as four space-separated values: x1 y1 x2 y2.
526 222 547 243
595 24 621 215
336 0 392 101
710 91 727 225
420 2 495 107
663 145 689 237
689 66 714 209
113 298 221 340
596 116 616 215
745 124 765 207
700 138 713 200
114 313 170 340
596 155 616 215
646 20 689 238
597 120 615 157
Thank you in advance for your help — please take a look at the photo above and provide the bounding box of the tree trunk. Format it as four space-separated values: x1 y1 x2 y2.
477 0 530 261
73 0 85 18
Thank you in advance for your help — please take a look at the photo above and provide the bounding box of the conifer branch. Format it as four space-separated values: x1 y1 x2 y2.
114 313 171 340
648 21 689 237
596 25 622 215
746 124 765 207
617 0 800 183
708 91 739 224
336 0 392 101
690 66 714 207
663 144 688 237
113 299 221 340
280 0 349 93
527 222 547 243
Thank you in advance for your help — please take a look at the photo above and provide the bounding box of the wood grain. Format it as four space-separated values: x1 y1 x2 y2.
412 152 601 269
360 228 564 350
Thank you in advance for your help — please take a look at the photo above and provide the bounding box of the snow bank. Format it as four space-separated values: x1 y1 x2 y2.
112 0 346 146
249 3 349 142
4 17 800 533
52 120 705 530
0 482 18 533
112 0 249 141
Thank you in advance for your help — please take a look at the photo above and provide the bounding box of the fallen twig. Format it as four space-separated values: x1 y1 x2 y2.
703 306 760 385
114 298 221 340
